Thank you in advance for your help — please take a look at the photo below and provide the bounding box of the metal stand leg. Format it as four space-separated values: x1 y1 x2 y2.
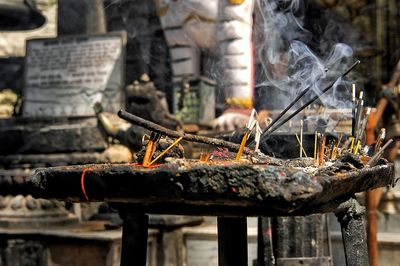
118 208 149 266
217 217 248 266
335 198 369 266
255 217 274 266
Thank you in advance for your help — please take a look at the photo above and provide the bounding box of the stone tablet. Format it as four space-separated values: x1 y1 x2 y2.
23 33 125 117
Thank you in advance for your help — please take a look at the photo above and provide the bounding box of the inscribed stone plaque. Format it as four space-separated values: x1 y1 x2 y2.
23 33 125 117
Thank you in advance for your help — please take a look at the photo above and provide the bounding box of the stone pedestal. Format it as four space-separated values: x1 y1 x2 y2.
0 221 159 266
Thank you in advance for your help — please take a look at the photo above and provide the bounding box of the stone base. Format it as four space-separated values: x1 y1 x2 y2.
0 144 133 169
0 116 108 156
0 221 158 266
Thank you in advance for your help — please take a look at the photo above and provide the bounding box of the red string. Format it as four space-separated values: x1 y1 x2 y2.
81 168 93 201
80 163 162 201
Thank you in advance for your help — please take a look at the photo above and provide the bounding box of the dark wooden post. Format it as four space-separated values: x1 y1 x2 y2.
335 198 369 266
218 217 248 266
366 189 380 266
119 211 149 266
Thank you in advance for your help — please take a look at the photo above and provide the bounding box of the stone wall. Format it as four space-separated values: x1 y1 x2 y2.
0 0 57 57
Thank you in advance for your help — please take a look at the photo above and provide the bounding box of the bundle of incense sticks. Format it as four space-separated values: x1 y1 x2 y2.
236 109 261 160
348 85 375 154
142 132 161 166
314 132 327 166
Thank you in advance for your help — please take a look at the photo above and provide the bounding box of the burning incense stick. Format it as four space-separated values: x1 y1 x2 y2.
354 91 364 140
356 107 371 145
262 60 360 138
367 139 394 166
336 133 343 149
375 129 386 152
200 152 210 162
314 131 318 165
143 132 160 166
350 137 355 152
351 84 356 136
300 120 304 157
149 137 184 166
261 69 328 136
254 122 262 152
330 134 342 160
354 140 361 154
236 114 257 160
236 131 250 160
262 86 313 135
319 135 326 166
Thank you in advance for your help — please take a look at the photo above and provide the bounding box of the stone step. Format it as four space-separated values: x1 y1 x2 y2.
183 224 258 266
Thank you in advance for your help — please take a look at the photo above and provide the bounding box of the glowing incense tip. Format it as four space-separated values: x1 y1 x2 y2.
200 152 210 162
142 132 161 167
143 139 155 167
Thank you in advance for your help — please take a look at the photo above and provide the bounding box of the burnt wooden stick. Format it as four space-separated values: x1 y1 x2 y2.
263 60 360 137
118 110 251 154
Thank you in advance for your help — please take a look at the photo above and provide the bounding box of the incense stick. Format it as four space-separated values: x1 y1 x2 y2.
260 69 329 136
254 122 262 152
319 135 326 166
262 86 313 134
351 84 356 136
143 132 160 166
149 137 184 166
236 115 257 160
295 133 308 157
350 137 355 152
356 107 371 145
375 128 386 152
300 120 304 158
354 91 364 140
367 139 394 166
262 60 360 138
314 131 318 166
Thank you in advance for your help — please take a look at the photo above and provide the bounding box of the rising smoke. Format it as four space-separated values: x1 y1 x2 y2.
254 0 356 114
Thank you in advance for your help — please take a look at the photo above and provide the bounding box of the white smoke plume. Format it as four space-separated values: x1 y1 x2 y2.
254 0 356 113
